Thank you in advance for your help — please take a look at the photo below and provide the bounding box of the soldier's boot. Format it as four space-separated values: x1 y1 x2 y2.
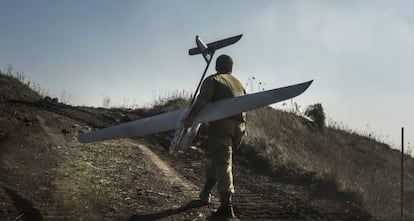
199 179 215 205
211 192 236 219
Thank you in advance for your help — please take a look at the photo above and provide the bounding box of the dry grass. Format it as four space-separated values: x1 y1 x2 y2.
4 70 412 220
0 72 42 102
241 105 414 221
145 95 413 220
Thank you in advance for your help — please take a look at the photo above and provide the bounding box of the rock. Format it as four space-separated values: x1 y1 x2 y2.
61 128 71 134
44 96 58 103
44 96 52 102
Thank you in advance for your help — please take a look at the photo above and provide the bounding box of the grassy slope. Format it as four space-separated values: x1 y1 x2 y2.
243 106 414 220
1 72 412 220
0 73 41 102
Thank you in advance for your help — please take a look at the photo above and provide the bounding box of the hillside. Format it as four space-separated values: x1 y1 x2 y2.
0 73 412 220
244 106 414 220
0 74 41 102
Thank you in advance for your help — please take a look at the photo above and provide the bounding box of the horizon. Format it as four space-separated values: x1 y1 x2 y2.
1 0 412 152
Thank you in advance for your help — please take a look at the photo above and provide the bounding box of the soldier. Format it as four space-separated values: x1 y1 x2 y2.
183 54 246 219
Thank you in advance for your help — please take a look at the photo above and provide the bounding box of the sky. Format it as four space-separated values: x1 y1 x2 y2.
1 0 413 151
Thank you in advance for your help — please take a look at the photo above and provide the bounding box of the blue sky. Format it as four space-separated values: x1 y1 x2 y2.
1 0 413 150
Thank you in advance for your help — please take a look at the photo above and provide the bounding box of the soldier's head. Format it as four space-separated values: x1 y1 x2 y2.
215 54 233 73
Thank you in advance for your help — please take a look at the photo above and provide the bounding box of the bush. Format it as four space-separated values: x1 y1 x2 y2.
305 103 326 130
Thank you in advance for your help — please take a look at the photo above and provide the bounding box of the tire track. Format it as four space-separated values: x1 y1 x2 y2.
126 141 200 198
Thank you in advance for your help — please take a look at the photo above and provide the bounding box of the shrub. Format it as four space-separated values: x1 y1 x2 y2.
305 103 326 130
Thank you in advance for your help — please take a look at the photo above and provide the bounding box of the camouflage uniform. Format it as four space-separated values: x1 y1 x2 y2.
197 72 246 194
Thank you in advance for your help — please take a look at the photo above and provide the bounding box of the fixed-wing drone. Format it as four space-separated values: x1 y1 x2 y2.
78 34 313 153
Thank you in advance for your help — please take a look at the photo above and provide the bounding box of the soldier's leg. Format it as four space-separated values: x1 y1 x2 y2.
199 154 216 204
205 151 216 181
214 143 234 194
208 120 236 218
208 120 235 194
210 141 236 218
232 122 246 149
207 121 234 194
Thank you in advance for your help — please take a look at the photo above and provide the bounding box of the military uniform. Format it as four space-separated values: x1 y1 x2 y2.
185 54 243 218
197 72 246 194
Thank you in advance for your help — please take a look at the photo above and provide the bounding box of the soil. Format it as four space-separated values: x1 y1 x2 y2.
0 100 380 221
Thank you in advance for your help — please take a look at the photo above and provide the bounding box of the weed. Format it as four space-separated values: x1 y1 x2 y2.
102 96 111 108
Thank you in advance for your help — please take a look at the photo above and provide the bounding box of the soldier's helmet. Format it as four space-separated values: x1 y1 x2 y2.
215 54 233 73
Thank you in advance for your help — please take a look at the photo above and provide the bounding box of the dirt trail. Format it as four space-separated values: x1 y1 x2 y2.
34 113 102 220
146 142 378 221
128 142 199 197
39 113 199 205
1 102 380 220
0 104 214 220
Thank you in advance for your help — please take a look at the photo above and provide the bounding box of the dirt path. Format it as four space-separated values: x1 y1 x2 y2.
35 107 211 220
1 105 207 220
34 113 104 219
1 103 380 220
128 142 199 197
146 142 379 221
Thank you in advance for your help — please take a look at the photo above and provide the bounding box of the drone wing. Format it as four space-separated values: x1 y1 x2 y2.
78 80 312 143
188 34 243 56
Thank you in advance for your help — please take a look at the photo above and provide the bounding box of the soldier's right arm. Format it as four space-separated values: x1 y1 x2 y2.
183 76 215 127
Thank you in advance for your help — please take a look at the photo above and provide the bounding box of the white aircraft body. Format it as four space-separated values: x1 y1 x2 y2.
77 35 313 153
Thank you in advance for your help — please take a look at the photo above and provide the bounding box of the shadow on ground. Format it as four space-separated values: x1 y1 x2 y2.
4 187 43 221
125 200 206 221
